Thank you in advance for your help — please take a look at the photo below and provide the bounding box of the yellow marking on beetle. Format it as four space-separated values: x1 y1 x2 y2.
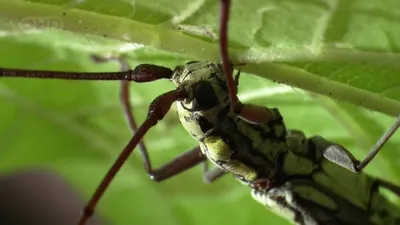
221 159 258 181
201 136 258 181
201 136 231 160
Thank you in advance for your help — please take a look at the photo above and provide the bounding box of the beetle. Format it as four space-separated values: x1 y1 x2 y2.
0 0 399 224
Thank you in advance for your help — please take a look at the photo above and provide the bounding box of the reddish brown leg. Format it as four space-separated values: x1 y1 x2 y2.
86 54 162 172
202 161 227 183
219 0 236 105
120 71 226 182
77 88 187 225
149 146 206 181
96 55 207 178
93 55 228 182
356 114 400 171
120 76 203 178
121 80 226 181
219 0 276 125
89 54 166 170
79 143 226 225
142 145 227 182
120 80 151 170
148 146 226 183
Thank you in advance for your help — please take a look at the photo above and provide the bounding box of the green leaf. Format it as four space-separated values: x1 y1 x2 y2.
1 0 400 115
0 1 399 225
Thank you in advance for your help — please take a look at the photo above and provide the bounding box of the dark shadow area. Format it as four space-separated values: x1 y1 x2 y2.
0 169 104 225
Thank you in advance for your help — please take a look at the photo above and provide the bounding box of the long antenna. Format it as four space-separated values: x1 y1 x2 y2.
356 114 400 171
0 67 134 81
219 0 239 106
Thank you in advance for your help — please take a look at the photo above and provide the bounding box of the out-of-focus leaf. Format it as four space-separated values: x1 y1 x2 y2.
0 1 399 225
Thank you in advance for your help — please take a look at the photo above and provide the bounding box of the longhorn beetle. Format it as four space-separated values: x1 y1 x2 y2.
1 0 400 224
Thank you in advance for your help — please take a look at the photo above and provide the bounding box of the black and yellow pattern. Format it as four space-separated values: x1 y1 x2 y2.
170 61 400 225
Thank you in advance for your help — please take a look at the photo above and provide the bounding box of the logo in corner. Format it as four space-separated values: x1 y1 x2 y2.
19 17 63 30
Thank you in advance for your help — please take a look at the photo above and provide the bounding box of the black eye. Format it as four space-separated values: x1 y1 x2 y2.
192 81 219 110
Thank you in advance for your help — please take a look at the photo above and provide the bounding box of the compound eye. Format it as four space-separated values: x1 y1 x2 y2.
192 81 219 110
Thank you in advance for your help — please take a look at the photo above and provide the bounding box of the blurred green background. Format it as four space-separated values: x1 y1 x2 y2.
0 0 399 225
